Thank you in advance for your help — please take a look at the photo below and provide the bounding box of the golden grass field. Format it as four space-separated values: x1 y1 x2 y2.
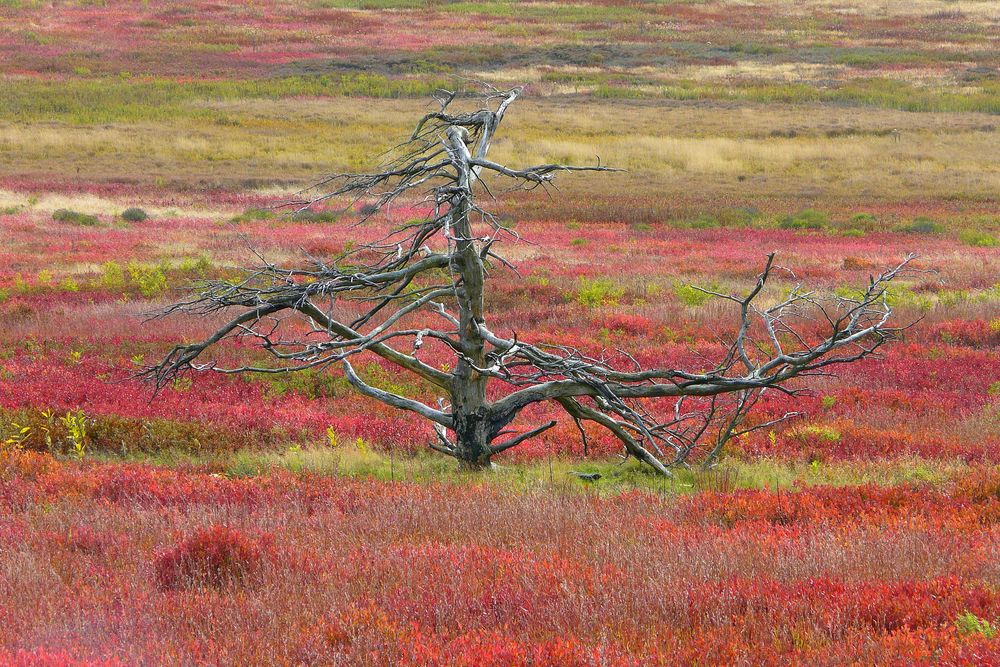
2 96 998 215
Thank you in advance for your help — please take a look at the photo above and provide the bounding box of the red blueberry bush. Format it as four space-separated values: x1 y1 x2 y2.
155 524 271 591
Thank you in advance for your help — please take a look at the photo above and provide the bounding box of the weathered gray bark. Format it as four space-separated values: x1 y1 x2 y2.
448 127 491 466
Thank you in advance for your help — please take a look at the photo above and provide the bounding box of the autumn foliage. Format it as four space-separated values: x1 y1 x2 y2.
1 0 999 660
0 451 998 664
155 525 270 591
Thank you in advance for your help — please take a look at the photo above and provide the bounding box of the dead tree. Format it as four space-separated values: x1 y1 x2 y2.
145 85 912 475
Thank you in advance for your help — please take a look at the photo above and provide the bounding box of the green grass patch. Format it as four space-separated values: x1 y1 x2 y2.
899 217 944 234
88 446 978 496
1 74 452 124
52 208 100 226
959 229 999 248
591 77 1000 114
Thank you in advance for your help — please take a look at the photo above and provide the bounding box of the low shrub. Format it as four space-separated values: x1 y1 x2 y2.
955 611 997 638
900 217 943 234
778 209 828 230
292 209 339 223
674 282 713 307
155 524 270 590
575 278 625 308
716 207 761 227
121 207 148 222
97 261 127 290
230 207 276 223
126 262 168 298
686 215 719 229
52 208 99 226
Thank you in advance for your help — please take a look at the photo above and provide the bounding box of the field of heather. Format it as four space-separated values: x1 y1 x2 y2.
1 0 999 665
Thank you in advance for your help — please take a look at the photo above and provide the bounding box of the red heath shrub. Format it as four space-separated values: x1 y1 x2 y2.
155 524 268 591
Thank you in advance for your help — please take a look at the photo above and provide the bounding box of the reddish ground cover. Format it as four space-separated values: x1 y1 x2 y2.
2 209 998 463
1 449 999 665
1 200 997 663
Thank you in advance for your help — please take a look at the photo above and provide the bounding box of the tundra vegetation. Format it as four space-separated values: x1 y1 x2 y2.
1 0 999 664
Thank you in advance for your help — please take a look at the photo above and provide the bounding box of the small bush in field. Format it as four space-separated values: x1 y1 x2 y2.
687 215 718 229
229 207 276 224
674 282 713 307
901 217 943 234
778 209 828 230
155 525 267 590
121 207 148 222
98 261 126 290
575 278 624 307
127 262 168 298
292 209 339 223
52 208 100 226
794 423 842 442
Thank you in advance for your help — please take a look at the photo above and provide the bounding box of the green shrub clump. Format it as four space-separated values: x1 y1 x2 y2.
230 207 276 224
98 261 127 290
127 261 168 298
291 209 339 223
674 283 713 307
121 207 148 222
900 217 943 234
575 278 625 308
52 208 99 226
779 209 828 230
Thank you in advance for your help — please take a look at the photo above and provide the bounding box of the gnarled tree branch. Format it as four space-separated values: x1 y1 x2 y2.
144 85 912 474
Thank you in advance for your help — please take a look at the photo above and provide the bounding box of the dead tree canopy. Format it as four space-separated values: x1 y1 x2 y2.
145 85 912 475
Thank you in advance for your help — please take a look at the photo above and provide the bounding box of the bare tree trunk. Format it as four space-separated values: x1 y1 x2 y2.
449 135 492 468
451 407 494 468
